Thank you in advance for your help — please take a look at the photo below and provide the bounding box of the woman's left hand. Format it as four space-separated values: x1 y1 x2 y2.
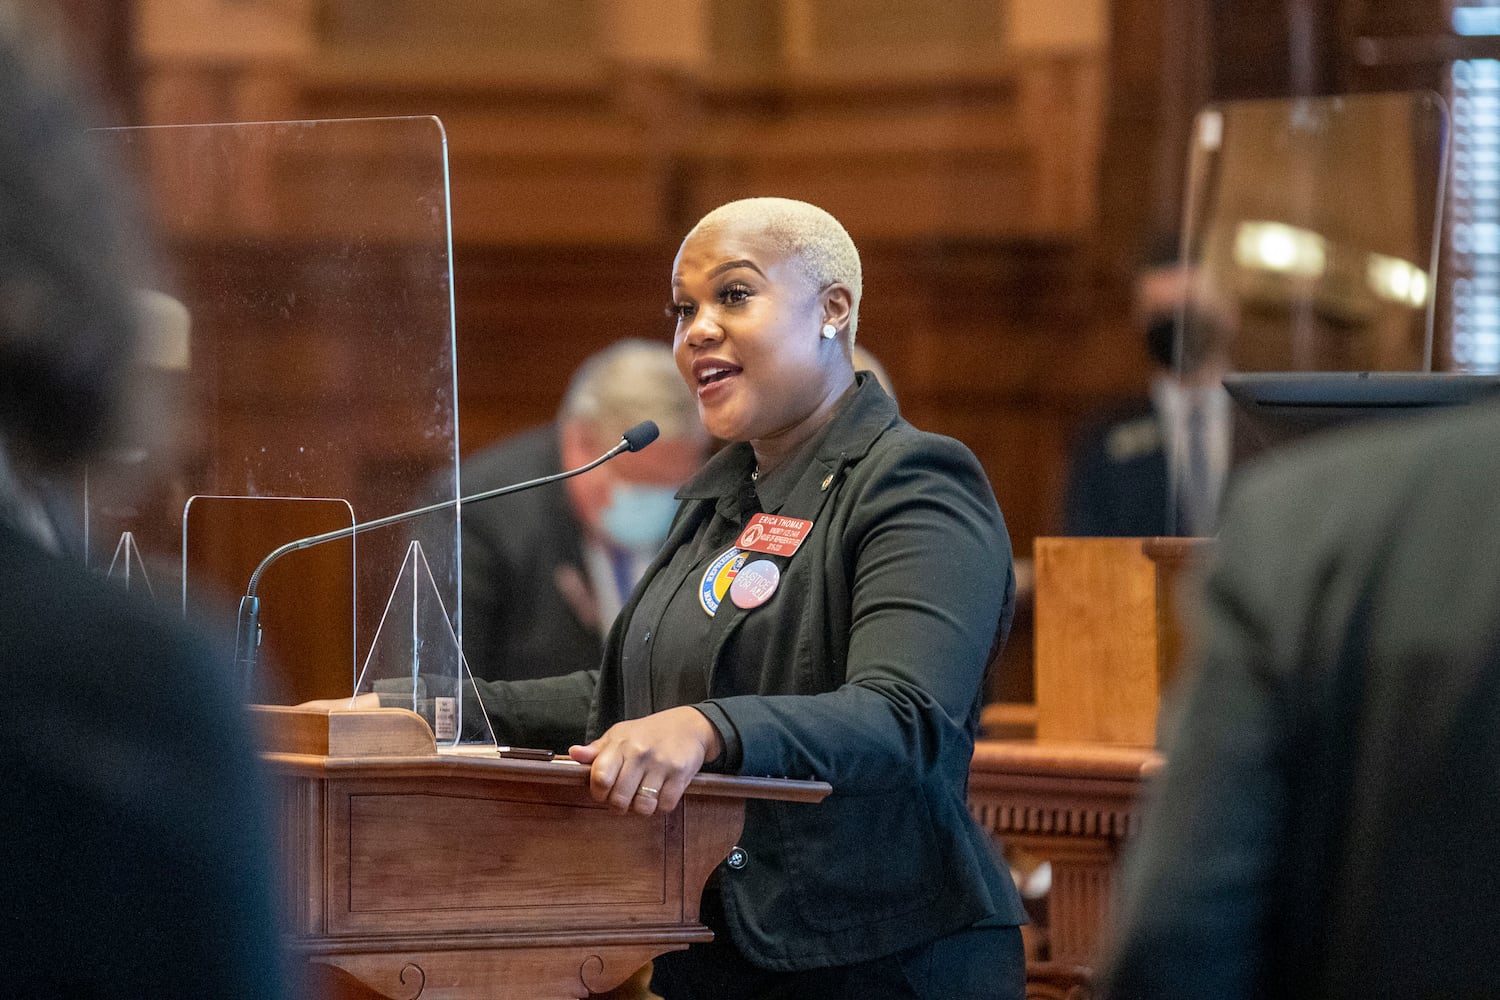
569 706 724 816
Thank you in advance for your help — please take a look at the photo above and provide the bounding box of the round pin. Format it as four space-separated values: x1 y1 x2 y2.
700 547 746 617
729 559 781 609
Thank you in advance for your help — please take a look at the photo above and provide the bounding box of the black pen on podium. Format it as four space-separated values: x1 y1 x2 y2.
496 746 556 761
234 420 661 694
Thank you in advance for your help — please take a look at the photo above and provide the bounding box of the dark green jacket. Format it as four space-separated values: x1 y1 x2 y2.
480 375 1027 969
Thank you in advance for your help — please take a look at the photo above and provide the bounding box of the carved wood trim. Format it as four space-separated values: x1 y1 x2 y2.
968 740 1157 846
969 739 1159 975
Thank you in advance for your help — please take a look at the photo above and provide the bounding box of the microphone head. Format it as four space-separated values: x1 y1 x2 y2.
621 420 660 453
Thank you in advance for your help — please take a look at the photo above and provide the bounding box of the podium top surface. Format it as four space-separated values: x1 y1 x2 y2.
252 705 831 803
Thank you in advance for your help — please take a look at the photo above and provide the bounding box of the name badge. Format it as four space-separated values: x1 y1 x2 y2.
736 513 813 557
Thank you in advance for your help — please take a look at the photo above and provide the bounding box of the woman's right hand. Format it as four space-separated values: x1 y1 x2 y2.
568 706 723 816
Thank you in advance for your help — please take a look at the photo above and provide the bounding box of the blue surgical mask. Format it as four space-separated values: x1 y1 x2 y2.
598 483 680 553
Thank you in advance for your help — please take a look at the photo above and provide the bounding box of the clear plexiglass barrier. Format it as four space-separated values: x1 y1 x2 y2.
1174 92 1487 472
1181 90 1448 375
89 117 492 745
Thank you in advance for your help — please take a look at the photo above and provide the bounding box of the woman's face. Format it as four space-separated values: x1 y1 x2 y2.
670 221 850 448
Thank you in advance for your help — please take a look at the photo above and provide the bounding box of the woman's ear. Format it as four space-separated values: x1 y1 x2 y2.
820 283 854 334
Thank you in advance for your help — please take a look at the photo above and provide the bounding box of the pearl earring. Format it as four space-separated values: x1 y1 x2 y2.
821 324 837 340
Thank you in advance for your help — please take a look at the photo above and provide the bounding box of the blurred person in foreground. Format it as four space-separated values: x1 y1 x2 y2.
466 197 1026 998
0 16 288 999
1099 398 1500 998
458 339 709 682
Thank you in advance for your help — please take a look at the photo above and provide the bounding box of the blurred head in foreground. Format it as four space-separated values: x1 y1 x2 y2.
0 12 290 999
0 22 149 474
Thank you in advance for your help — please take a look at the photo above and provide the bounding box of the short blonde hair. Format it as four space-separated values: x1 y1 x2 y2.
686 198 863 342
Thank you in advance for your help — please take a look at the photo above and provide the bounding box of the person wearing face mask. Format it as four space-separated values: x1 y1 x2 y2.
1063 248 1234 538
456 339 709 682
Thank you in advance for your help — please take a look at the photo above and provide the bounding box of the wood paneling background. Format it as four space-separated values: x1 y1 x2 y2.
27 0 1152 703
117 1 1127 566
53 0 1469 699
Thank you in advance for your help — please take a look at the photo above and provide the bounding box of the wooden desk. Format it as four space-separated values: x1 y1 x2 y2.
1033 537 1209 746
977 536 1200 993
969 739 1162 995
256 707 830 1000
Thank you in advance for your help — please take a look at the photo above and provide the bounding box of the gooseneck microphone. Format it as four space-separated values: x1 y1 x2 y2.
234 419 660 692
620 420 659 453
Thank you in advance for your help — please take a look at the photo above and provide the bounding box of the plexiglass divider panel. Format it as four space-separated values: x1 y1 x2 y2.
89 117 480 742
1181 92 1448 376
1175 92 1453 488
183 495 357 706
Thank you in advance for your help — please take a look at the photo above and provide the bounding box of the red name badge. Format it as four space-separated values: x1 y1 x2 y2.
736 513 813 557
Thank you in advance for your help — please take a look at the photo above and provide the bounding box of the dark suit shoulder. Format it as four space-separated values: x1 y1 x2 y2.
0 528 231 703
1214 399 1500 681
454 422 598 681
460 423 560 490
0 526 288 998
856 418 1001 509
1063 395 1169 536
458 422 581 559
1229 399 1500 527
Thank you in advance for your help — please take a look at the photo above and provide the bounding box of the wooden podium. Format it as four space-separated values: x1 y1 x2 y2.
255 707 830 1000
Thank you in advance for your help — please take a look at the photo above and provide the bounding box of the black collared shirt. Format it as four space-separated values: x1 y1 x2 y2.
618 403 839 763
618 479 756 721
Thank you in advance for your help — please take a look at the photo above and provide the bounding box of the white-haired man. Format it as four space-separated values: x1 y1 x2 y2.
458 339 709 682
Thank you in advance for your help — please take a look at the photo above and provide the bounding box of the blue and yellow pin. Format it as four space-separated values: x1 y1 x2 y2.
700 547 747 616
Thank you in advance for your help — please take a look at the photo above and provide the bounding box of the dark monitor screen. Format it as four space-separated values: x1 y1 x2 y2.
1225 372 1500 462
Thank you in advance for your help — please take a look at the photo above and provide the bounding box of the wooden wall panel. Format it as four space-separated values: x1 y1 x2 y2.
1093 0 1209 280
449 243 684 451
45 2 1205 514
1210 0 1344 98
47 0 1186 706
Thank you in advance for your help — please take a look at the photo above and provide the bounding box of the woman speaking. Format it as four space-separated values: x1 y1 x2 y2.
567 198 1027 998
327 196 1028 996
